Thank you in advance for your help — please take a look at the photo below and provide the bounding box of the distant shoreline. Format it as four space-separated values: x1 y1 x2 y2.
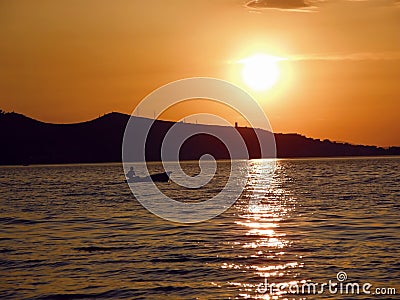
1 156 399 168
1 111 399 166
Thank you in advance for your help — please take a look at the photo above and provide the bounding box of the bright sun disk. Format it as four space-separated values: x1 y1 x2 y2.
240 54 281 91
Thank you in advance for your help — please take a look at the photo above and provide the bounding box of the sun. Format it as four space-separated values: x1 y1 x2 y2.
240 54 281 91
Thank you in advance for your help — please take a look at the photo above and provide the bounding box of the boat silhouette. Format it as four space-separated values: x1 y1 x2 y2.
127 171 171 183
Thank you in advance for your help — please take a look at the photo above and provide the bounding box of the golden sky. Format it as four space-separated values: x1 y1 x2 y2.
0 0 399 146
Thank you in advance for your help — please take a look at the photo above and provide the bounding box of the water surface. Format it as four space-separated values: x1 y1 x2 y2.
0 157 399 299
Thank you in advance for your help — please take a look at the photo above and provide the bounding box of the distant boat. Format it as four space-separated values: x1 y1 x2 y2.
127 171 171 183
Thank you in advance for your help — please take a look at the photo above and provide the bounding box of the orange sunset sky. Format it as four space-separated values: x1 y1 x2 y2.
0 0 399 146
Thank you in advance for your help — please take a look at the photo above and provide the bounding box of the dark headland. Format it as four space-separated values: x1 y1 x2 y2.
0 110 399 165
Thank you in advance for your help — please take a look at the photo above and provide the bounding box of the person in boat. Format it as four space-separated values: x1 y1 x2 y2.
126 167 136 179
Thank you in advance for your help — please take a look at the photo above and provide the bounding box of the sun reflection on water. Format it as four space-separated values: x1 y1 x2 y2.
224 160 304 299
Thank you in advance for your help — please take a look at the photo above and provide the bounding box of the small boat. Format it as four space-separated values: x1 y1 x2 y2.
127 171 171 183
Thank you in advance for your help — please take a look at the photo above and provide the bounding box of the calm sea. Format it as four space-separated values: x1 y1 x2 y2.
0 157 399 299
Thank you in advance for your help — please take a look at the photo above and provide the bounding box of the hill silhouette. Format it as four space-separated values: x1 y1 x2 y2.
0 111 399 165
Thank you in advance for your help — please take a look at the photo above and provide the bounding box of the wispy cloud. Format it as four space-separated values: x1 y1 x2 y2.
244 0 400 12
287 52 400 61
244 0 316 12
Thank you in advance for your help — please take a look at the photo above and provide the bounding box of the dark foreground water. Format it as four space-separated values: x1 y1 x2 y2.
0 157 399 299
